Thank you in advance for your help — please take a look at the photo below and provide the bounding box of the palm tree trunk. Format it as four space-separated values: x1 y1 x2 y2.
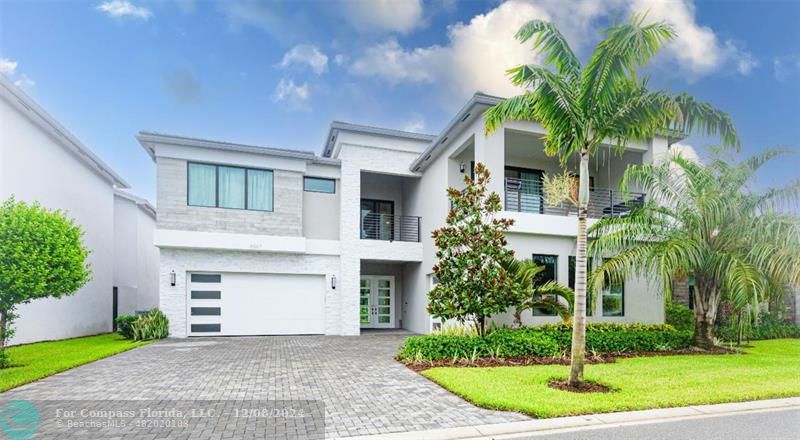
569 151 590 386
693 280 718 348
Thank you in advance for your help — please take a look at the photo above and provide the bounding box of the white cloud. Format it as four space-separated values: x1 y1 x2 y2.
344 0 424 34
280 45 328 75
273 78 311 111
349 0 756 105
402 114 427 133
333 54 346 66
0 58 18 75
13 74 35 89
96 1 152 20
774 54 800 81
670 143 701 163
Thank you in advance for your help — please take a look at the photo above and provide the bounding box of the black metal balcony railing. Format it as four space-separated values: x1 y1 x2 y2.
504 177 646 218
360 213 421 242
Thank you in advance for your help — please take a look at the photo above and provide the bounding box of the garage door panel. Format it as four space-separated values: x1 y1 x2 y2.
188 272 325 336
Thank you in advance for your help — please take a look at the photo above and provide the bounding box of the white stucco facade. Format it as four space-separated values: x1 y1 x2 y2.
1 75 157 344
144 94 678 337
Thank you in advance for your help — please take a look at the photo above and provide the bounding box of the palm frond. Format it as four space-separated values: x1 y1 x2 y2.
484 93 536 135
515 19 581 80
672 93 741 149
581 15 675 118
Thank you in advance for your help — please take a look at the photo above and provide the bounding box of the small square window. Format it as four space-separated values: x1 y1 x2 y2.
304 177 335 193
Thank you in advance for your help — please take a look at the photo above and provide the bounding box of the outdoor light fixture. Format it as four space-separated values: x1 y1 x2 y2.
170 270 176 286
459 162 466 173
331 275 336 290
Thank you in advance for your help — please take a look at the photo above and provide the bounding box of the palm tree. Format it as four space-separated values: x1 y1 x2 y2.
502 258 575 326
484 15 739 385
588 149 800 348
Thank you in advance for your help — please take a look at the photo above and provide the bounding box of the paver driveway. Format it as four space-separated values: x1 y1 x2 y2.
0 334 528 438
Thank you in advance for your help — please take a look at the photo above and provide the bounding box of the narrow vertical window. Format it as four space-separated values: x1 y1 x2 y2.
247 169 274 211
188 163 216 207
218 166 245 209
602 264 624 316
531 254 559 316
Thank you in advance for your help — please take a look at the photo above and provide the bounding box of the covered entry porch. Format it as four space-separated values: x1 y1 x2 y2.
360 260 416 331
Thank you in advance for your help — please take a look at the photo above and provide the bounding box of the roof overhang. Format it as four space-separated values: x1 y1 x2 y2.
114 189 156 219
0 74 129 188
408 92 503 172
137 131 340 166
322 121 436 158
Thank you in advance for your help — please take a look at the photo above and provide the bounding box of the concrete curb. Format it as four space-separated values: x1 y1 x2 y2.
337 397 800 440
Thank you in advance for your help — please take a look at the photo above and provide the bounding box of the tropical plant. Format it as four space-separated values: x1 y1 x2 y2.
484 16 739 385
428 163 517 336
0 197 92 367
130 308 169 341
501 257 575 326
588 149 800 348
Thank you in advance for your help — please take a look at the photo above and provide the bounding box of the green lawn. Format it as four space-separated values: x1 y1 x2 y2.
0 333 151 392
422 339 800 418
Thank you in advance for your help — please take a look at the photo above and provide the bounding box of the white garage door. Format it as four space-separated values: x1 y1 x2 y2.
187 272 325 336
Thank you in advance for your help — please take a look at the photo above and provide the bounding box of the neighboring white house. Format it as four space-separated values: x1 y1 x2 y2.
141 92 682 338
0 75 158 345
113 189 159 317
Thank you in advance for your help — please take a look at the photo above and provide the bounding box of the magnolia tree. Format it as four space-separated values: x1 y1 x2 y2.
427 163 517 336
0 197 91 367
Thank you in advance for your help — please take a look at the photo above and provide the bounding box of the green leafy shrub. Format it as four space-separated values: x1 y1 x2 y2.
115 314 138 339
130 309 169 341
398 323 692 361
717 312 800 342
665 303 695 332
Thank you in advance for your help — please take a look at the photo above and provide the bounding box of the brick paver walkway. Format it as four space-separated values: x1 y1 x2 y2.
0 334 528 438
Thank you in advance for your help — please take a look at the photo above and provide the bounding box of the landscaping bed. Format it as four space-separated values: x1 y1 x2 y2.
0 333 151 392
398 323 695 365
420 339 800 418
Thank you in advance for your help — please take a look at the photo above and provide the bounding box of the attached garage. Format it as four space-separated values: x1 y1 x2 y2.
187 272 325 336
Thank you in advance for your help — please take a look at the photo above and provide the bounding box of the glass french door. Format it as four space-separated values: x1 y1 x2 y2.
359 276 395 328
505 167 544 213
360 199 394 240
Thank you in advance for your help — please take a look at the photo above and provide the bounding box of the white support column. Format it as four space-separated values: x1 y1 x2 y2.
338 150 362 335
644 136 670 165
474 127 506 201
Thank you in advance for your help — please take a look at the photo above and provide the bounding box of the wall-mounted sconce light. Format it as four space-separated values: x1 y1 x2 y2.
459 162 466 173
331 275 336 290
170 270 176 286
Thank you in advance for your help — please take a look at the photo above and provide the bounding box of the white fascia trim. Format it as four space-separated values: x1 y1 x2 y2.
137 131 341 166
506 211 600 237
114 189 156 219
154 229 341 255
409 92 503 172
0 74 129 188
322 121 436 158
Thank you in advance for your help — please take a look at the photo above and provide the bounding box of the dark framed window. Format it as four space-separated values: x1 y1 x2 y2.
360 199 395 240
505 166 545 214
190 274 221 283
191 324 221 333
191 307 221 316
531 254 558 316
602 263 624 316
191 291 221 299
569 256 594 316
304 177 336 193
187 162 273 211
688 275 695 310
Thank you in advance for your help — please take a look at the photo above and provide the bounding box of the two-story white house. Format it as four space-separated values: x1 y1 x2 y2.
141 92 681 337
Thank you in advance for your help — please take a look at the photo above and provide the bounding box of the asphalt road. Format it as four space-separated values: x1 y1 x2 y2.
506 408 800 440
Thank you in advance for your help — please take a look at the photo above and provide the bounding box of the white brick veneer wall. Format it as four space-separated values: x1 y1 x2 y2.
160 248 341 337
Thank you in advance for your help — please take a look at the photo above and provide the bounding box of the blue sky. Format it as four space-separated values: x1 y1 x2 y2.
1 0 798 202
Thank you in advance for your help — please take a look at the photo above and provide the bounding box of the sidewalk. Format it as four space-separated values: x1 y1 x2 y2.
337 397 800 440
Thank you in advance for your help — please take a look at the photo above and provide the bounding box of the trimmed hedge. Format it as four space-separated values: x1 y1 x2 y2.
398 323 693 361
666 303 695 332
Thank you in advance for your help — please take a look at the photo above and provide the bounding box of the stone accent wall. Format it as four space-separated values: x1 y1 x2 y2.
159 248 340 337
156 157 303 236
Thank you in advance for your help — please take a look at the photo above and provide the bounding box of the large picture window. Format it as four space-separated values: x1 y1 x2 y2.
531 254 558 316
188 162 273 211
569 256 594 316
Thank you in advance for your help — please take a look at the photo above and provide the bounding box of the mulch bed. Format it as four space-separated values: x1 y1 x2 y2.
402 345 739 372
548 379 613 393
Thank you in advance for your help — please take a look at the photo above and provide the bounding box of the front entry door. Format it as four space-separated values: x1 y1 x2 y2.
360 276 395 328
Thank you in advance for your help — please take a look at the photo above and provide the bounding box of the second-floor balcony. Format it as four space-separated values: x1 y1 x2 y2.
504 177 645 218
360 212 421 242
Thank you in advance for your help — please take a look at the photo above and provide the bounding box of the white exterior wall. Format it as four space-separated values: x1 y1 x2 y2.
0 90 116 344
113 194 159 315
159 248 340 337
